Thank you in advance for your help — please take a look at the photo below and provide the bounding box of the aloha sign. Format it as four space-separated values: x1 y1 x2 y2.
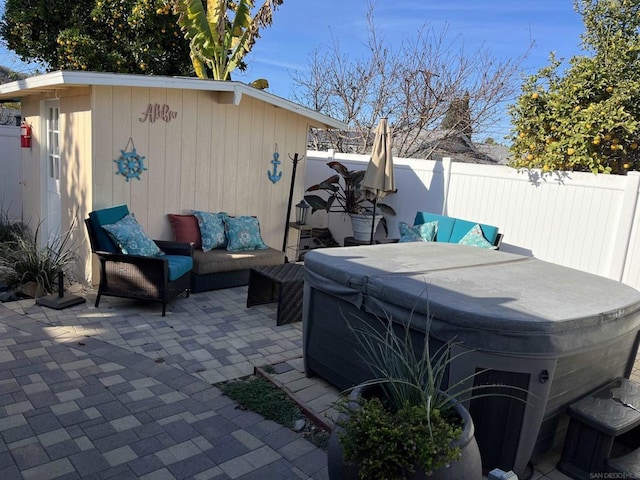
139 104 178 123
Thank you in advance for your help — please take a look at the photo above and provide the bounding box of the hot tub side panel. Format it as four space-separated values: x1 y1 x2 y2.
303 282 640 477
534 330 640 455
303 285 444 391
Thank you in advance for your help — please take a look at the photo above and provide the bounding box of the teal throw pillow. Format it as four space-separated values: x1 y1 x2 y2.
458 224 496 249
224 216 268 252
398 221 438 243
102 214 163 256
193 210 228 252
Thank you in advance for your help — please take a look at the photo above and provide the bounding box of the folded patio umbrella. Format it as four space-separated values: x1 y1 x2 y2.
362 118 395 244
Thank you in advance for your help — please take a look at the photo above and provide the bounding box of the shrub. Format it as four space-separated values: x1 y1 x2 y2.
509 0 640 174
337 395 461 479
0 221 77 296
0 209 28 245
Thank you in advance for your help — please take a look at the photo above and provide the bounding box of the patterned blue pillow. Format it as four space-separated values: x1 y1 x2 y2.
102 214 163 256
224 216 268 252
458 224 497 249
192 210 228 252
398 221 438 243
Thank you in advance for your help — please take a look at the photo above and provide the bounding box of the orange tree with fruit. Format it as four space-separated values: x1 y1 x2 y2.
509 0 640 174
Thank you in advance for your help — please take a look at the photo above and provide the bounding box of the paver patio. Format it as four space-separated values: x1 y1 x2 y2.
0 285 638 479
0 288 325 479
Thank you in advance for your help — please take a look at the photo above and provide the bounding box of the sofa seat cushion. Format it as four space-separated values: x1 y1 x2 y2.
192 247 285 275
166 255 194 281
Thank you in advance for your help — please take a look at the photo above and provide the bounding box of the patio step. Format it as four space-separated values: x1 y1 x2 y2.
558 378 640 480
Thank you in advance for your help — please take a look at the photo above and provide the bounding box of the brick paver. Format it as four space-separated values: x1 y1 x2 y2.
0 286 329 479
2 283 637 480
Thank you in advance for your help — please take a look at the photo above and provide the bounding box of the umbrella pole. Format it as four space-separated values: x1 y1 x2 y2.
370 195 378 245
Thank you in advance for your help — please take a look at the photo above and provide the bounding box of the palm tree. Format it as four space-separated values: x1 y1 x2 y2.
174 0 283 82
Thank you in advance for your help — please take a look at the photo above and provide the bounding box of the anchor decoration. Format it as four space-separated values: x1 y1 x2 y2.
267 146 282 184
114 137 147 182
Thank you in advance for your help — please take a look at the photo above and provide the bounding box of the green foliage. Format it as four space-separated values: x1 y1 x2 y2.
337 396 461 480
0 221 77 295
173 0 283 80
304 161 396 216
220 376 301 428
509 0 640 174
221 375 330 450
0 0 192 75
336 299 530 478
0 209 28 244
334 312 465 479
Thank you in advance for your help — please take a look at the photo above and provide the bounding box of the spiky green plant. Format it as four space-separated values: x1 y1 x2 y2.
0 208 28 245
0 220 77 296
335 288 530 479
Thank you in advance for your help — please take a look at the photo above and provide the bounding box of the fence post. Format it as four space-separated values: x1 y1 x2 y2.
441 157 453 216
609 171 640 281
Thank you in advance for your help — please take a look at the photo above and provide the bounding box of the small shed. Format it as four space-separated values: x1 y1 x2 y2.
0 71 346 284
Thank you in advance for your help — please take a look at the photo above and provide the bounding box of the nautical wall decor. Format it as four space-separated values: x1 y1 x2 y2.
267 144 282 184
114 137 147 181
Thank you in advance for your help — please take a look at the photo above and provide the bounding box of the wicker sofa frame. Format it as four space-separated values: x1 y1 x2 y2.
85 217 193 317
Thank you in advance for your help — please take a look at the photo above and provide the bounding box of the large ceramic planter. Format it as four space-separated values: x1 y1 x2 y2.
349 213 383 242
328 384 482 480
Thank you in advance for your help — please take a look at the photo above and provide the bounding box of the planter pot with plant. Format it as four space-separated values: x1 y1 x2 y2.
326 300 529 480
305 161 396 242
328 383 481 480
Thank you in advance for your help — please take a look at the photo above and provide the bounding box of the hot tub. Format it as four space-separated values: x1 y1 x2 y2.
302 242 640 477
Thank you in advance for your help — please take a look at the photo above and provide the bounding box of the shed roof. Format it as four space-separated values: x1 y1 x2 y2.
0 70 348 130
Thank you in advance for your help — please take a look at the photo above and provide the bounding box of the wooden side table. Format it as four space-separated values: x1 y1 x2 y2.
246 263 305 325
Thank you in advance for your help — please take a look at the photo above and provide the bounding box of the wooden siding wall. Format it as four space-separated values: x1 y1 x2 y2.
306 151 640 292
91 86 309 281
18 91 93 283
62 90 93 282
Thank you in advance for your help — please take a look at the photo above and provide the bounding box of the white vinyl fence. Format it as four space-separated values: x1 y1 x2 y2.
0 125 22 222
304 150 640 292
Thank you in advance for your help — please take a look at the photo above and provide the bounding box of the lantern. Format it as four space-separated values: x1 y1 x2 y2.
295 199 310 225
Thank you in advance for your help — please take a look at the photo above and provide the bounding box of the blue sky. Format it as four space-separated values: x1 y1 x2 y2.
234 0 587 140
236 0 586 100
0 1 587 139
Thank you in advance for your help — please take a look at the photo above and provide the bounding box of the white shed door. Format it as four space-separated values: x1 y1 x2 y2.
46 102 61 241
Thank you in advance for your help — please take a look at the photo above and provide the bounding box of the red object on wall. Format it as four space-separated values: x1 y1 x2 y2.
20 122 31 148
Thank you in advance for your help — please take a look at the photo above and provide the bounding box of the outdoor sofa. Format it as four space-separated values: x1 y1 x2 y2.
168 213 285 293
409 211 503 248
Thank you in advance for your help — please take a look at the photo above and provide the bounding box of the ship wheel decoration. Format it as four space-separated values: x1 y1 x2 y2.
114 137 147 181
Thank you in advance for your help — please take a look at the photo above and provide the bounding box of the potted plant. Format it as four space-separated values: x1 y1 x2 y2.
328 309 494 480
304 161 396 242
